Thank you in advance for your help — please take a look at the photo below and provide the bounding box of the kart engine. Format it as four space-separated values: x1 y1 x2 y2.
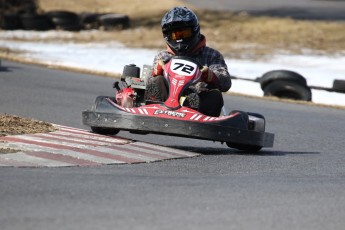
113 64 149 107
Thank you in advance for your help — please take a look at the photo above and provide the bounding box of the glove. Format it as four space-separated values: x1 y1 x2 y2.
152 59 165 77
201 66 218 83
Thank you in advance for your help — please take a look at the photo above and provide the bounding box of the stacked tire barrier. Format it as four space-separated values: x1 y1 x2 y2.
1 11 130 31
259 70 312 101
1 0 36 29
256 70 345 102
0 0 130 31
45 11 82 31
231 70 345 102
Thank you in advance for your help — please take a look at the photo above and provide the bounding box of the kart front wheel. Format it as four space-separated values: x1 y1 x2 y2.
91 126 120 135
226 142 262 152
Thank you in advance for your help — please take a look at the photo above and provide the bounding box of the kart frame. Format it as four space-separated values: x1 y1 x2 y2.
82 97 275 148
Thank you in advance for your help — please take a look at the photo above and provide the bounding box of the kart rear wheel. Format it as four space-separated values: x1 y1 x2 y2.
91 126 120 135
226 142 262 152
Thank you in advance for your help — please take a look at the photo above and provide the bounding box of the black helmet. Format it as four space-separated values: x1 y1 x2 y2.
161 7 201 55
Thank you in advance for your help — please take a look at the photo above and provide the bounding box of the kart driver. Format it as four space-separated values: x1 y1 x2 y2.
144 6 232 117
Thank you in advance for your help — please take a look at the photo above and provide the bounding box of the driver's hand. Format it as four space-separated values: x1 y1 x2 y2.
152 59 165 77
201 66 217 83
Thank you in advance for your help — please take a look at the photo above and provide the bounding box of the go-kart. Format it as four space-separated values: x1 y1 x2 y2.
82 56 274 152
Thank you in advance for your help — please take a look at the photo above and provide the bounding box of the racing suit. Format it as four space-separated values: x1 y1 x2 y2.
144 35 232 117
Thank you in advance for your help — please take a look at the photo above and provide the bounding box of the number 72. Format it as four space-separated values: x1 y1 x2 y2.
172 62 195 74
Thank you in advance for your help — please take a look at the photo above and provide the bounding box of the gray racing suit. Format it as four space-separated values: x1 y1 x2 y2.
145 35 231 116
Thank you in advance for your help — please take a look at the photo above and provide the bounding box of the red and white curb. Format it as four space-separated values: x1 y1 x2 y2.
0 125 199 167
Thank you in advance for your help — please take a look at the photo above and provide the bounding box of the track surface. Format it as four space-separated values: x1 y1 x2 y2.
1 58 345 229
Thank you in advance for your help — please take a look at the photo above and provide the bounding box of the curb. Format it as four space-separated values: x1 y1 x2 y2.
0 125 199 167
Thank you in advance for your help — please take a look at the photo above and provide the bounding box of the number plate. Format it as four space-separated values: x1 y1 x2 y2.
170 59 197 76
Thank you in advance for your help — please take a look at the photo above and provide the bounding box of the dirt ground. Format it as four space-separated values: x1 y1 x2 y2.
1 0 345 143
0 114 57 153
0 114 56 136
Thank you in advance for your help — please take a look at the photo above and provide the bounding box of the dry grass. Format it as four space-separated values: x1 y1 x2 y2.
0 114 56 152
0 114 57 136
31 0 345 59
199 11 345 58
37 0 189 18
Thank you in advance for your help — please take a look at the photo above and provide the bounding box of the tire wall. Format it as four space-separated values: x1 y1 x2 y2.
1 0 130 31
260 70 312 101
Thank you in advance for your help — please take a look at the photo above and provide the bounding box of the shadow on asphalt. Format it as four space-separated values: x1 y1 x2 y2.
170 146 320 156
0 65 16 72
0 67 11 72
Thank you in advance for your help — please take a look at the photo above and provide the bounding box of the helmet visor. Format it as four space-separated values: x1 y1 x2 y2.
168 27 193 41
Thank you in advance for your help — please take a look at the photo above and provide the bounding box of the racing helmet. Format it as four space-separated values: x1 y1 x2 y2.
161 7 201 55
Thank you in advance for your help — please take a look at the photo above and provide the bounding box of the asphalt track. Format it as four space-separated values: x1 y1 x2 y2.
1 57 345 229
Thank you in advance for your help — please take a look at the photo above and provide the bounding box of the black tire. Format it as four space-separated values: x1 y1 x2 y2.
1 13 22 30
226 142 262 152
45 10 79 21
79 12 103 29
332 79 345 93
20 14 54 31
91 126 120 135
263 80 312 101
45 10 82 31
259 70 308 90
98 14 130 30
